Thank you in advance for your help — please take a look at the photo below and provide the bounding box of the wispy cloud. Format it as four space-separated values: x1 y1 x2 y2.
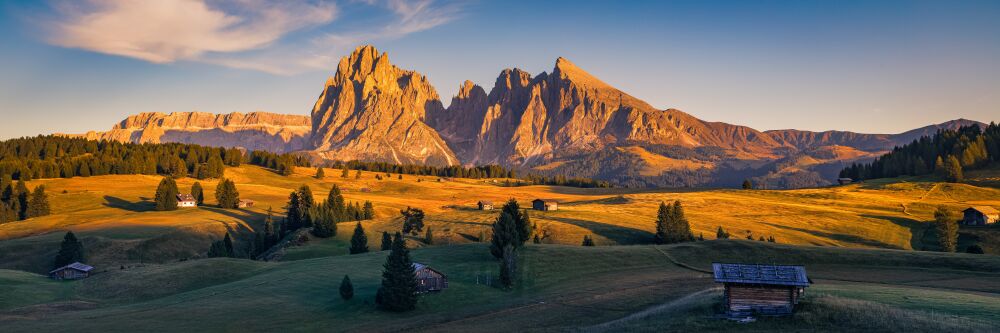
42 0 462 74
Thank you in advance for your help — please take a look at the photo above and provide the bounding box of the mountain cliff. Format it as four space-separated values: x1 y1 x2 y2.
65 111 311 152
309 45 457 166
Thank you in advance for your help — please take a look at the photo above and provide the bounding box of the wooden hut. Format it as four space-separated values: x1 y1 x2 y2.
712 263 810 316
477 200 494 210
177 194 197 208
413 263 447 293
962 206 999 225
532 199 559 211
238 199 255 208
837 178 853 185
49 262 93 280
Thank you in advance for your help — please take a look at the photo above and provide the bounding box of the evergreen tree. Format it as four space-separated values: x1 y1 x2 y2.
315 167 325 179
154 177 179 211
223 232 235 257
355 170 362 179
934 156 946 177
934 206 958 252
665 200 693 243
582 235 595 246
363 201 375 219
25 185 50 218
0 202 16 223
191 182 204 205
286 191 302 231
263 207 277 247
215 178 240 209
654 201 671 244
171 156 188 179
490 211 519 259
297 185 315 227
499 199 531 245
340 275 354 300
14 181 28 219
742 179 753 190
311 207 337 238
349 222 369 254
341 168 349 178
424 227 434 245
381 231 392 251
376 232 418 312
53 231 85 268
499 244 516 289
943 155 964 182
400 207 425 235
207 155 225 178
716 226 730 239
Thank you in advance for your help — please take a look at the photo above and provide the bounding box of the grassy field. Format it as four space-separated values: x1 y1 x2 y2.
1 165 999 274
1 241 997 332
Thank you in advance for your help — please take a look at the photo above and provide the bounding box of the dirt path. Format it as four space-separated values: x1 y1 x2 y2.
581 287 721 332
919 183 942 201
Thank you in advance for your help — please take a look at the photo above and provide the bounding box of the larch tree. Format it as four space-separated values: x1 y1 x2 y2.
943 155 964 182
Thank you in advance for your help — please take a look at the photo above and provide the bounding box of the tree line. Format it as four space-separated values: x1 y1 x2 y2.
331 160 611 188
840 123 1000 182
0 177 50 223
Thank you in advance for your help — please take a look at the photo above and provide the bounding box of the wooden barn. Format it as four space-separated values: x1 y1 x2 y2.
477 200 494 210
413 263 447 293
532 199 559 211
49 262 94 280
962 206 999 225
238 199 255 208
837 178 853 185
713 263 810 316
176 194 197 208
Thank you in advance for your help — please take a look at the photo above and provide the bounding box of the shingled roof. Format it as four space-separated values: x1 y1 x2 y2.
712 263 810 287
49 262 94 274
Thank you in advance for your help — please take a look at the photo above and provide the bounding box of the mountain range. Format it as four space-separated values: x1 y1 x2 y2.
68 45 985 188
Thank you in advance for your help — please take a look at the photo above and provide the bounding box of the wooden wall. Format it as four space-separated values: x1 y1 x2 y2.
726 284 794 313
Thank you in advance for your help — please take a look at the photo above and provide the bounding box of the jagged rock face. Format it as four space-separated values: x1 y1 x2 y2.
432 57 782 166
310 45 458 166
66 111 311 152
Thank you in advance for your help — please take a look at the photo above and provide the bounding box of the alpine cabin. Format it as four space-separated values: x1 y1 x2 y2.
177 194 197 208
962 206 999 225
532 199 559 211
477 200 494 210
49 262 94 280
837 178 853 185
413 263 447 293
713 263 810 316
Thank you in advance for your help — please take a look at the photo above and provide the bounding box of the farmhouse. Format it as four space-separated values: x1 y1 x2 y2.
413 263 447 293
532 199 559 211
49 262 93 280
712 263 810 316
238 199 255 208
837 178 853 185
477 200 494 210
962 206 999 225
177 194 197 208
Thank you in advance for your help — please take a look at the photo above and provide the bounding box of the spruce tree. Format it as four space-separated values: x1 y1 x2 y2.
311 207 336 238
53 231 85 268
363 201 375 219
263 207 277 247
349 222 369 254
490 212 519 259
381 231 392 251
286 191 302 231
498 199 531 245
376 232 418 311
154 177 179 211
654 201 671 244
934 206 957 252
223 232 235 258
499 244 516 289
191 182 204 205
341 168 349 178
0 202 16 223
315 167 325 179
26 185 50 218
14 181 28 219
664 200 693 243
716 226 730 239
297 185 314 227
172 156 188 179
582 235 595 246
215 178 240 209
340 275 354 300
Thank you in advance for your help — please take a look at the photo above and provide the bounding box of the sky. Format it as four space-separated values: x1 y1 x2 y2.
0 0 998 139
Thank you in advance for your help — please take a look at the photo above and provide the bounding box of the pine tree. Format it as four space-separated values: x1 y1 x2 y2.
263 207 277 247
154 177 179 211
341 168 349 178
490 211 519 259
286 191 302 231
26 185 50 218
943 155 964 182
376 232 418 311
424 227 434 245
499 199 531 245
664 200 693 243
363 201 375 219
654 201 671 244
297 185 314 227
53 231 85 268
340 275 354 300
716 226 730 239
14 181 28 219
215 178 240 209
311 207 337 238
191 182 204 205
401 207 425 235
934 206 957 252
349 222 369 254
381 231 392 251
315 167 325 179
582 234 595 246
172 156 188 179
742 179 753 190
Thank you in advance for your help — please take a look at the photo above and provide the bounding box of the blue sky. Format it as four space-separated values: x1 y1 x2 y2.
1 0 998 139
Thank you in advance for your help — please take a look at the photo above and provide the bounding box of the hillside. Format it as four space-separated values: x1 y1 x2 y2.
1 241 997 332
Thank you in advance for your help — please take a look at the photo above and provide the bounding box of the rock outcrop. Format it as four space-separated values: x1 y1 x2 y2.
66 111 311 152
309 45 457 166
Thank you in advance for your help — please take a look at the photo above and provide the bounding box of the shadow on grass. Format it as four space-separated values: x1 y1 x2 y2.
859 214 930 250
760 222 904 249
545 216 654 245
103 195 155 212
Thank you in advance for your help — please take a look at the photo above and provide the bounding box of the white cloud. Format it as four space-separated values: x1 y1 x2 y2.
42 0 461 74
